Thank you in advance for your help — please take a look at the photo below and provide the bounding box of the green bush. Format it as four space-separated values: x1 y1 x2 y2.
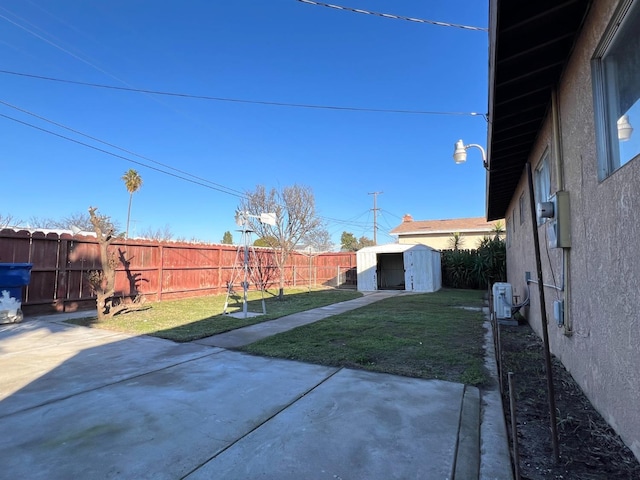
441 237 506 289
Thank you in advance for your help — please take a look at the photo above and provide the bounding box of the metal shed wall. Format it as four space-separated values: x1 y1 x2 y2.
356 244 441 293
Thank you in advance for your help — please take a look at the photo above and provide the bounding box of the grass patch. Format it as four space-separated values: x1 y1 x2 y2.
66 287 362 342
240 288 490 386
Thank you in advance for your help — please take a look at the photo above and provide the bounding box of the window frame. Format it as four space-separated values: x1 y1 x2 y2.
534 150 551 225
591 0 640 180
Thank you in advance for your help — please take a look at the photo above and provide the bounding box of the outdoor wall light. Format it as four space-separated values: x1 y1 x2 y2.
453 139 488 169
617 114 633 141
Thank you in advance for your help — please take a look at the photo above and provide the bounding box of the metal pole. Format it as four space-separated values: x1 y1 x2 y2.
308 248 312 292
368 191 383 245
526 162 559 462
508 372 521 480
243 229 248 318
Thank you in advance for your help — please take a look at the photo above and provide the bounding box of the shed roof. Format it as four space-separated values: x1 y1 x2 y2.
486 0 592 220
357 243 435 254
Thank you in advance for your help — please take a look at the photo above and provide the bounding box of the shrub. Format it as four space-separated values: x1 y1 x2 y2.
441 237 506 289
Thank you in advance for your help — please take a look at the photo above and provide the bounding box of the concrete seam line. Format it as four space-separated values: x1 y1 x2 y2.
454 387 481 480
0 350 220 420
179 366 344 479
450 384 467 480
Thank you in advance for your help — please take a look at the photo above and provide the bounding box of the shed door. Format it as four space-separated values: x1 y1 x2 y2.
356 250 377 291
404 249 431 292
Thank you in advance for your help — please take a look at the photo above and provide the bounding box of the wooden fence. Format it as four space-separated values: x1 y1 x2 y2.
0 229 357 314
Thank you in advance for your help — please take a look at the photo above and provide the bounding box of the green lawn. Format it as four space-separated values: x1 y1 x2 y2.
240 289 489 386
68 287 489 386
66 287 362 342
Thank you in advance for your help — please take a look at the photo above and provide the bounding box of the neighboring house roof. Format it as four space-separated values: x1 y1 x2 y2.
390 215 501 236
486 0 592 220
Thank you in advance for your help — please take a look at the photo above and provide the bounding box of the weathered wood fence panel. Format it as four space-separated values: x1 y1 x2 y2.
0 230 356 314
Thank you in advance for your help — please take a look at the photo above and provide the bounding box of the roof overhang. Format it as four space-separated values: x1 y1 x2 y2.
486 0 592 220
394 228 495 236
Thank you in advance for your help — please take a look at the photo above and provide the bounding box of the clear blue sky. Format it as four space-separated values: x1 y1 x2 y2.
0 0 489 246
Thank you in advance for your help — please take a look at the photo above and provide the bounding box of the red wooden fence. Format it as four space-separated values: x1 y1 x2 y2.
0 229 357 314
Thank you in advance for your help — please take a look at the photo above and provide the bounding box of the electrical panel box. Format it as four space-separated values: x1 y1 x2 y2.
554 300 565 326
545 191 571 249
492 282 513 320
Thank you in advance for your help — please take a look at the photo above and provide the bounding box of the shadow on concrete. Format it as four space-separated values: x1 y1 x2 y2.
0 318 482 479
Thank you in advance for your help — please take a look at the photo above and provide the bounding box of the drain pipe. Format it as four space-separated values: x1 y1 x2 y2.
551 89 573 336
526 162 559 463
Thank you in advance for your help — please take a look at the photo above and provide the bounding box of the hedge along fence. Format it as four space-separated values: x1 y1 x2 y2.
0 229 357 314
440 237 506 290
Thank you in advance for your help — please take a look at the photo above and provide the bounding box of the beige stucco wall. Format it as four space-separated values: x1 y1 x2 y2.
398 233 491 250
504 0 640 461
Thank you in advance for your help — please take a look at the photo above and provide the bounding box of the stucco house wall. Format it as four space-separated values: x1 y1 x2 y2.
503 0 640 460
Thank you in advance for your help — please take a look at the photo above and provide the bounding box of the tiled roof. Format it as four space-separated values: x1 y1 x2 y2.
390 217 502 236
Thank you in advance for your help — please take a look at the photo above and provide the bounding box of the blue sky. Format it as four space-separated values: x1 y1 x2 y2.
0 0 489 246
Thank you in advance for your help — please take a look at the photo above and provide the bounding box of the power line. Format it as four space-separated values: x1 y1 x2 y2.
0 8 132 88
0 104 391 234
0 100 400 238
0 70 486 118
0 8 254 133
0 99 247 197
0 111 247 199
297 0 488 32
380 208 404 221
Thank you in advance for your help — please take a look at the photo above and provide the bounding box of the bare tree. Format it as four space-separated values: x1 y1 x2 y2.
0 213 22 229
87 207 137 320
139 225 174 242
303 225 333 252
25 216 55 229
87 207 120 320
240 184 322 299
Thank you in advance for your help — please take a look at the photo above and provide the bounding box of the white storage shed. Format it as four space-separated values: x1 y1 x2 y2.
356 243 441 293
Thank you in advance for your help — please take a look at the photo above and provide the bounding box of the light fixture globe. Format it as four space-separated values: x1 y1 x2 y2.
617 114 633 141
453 139 468 164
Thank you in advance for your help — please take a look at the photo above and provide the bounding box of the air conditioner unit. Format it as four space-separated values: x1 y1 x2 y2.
492 282 513 320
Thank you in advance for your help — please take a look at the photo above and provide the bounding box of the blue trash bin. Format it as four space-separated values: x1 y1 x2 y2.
0 263 32 323
0 263 33 301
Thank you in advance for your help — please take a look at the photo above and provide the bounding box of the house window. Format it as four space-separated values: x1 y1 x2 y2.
506 217 511 248
519 192 525 225
592 0 640 180
534 151 551 224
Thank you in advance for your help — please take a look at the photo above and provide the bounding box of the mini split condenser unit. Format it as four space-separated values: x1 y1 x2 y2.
492 282 513 320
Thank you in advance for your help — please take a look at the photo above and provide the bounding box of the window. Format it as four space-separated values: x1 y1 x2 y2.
534 151 551 224
519 192 525 225
592 0 640 180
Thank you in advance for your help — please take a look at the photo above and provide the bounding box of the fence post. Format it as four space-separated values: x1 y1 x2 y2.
158 244 164 301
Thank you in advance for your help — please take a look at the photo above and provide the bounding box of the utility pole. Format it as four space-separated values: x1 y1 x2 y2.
368 191 383 245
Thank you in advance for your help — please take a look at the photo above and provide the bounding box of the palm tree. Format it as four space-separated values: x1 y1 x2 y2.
449 231 464 251
491 220 505 241
122 169 143 239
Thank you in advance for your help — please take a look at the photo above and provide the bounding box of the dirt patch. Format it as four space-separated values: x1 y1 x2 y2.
498 323 640 479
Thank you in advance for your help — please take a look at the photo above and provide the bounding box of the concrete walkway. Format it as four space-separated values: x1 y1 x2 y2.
195 290 407 348
0 292 512 479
